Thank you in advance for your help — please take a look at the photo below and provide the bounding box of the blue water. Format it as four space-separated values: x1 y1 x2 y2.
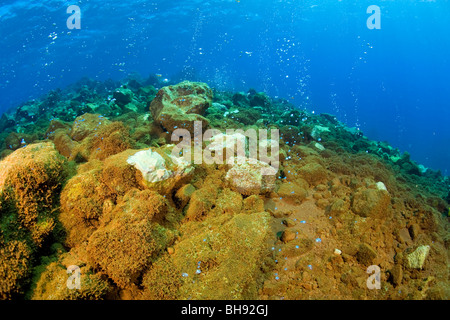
1 0 449 174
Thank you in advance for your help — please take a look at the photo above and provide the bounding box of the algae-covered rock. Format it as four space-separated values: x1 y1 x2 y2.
328 198 350 217
69 120 133 162
113 188 169 225
86 203 174 288
3 132 36 151
70 113 111 142
406 245 430 269
175 184 196 209
142 212 274 300
352 187 391 218
390 264 403 286
0 143 68 247
184 184 219 221
31 261 111 300
52 129 78 158
310 125 330 140
149 81 213 133
225 156 277 195
281 229 296 243
232 92 250 108
88 121 133 161
59 164 105 247
100 150 144 198
297 162 328 186
277 181 308 203
249 91 271 108
0 240 32 299
212 188 243 216
242 195 265 213
0 143 68 298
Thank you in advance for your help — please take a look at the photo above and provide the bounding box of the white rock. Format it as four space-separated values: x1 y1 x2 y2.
407 245 430 269
127 149 171 182
376 181 387 191
314 142 325 151
334 248 342 255
212 102 228 112
225 156 277 195
418 164 428 174
311 125 330 140
127 147 193 183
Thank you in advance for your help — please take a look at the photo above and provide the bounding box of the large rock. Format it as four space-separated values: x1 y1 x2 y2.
142 212 273 299
297 162 327 186
0 142 68 247
406 245 430 269
149 81 213 133
86 191 174 289
113 87 134 107
70 113 111 142
31 257 111 300
352 187 391 218
59 163 105 247
0 240 32 299
126 145 195 194
225 156 277 195
0 143 68 298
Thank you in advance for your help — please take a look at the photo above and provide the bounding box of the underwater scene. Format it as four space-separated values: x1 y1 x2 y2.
0 0 449 302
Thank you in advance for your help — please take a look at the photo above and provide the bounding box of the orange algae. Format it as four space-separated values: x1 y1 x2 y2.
86 191 175 289
0 143 68 298
0 240 32 299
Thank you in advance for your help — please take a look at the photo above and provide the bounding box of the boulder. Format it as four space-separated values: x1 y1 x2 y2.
59 163 106 247
0 142 68 247
297 162 328 186
277 181 308 203
113 87 134 107
126 145 195 195
225 156 277 195
175 184 196 209
0 240 32 299
142 212 273 299
70 113 111 142
281 229 296 243
352 187 391 218
31 260 111 300
86 201 173 288
0 143 68 298
204 132 247 163
390 264 403 286
184 185 219 221
149 81 213 134
406 245 430 269
355 243 377 265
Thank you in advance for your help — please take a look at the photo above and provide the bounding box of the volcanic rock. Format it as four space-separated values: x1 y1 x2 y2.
149 81 213 134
